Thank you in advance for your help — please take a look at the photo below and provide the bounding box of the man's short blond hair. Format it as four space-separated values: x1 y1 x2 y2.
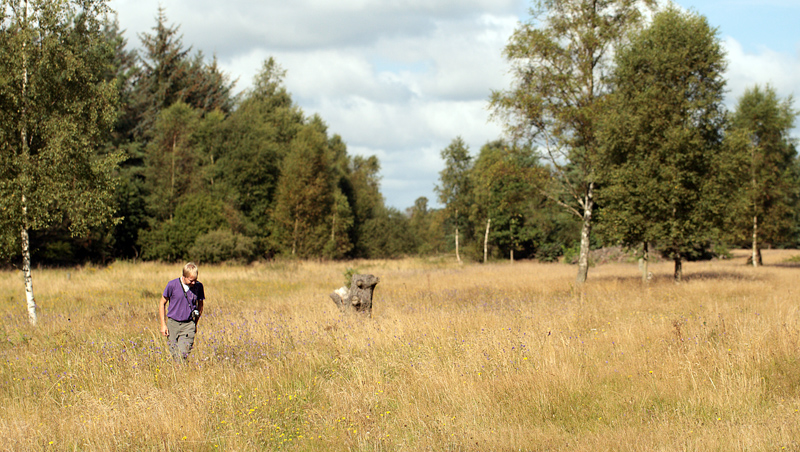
183 262 199 278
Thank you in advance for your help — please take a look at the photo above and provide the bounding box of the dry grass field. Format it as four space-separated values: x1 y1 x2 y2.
1 250 799 451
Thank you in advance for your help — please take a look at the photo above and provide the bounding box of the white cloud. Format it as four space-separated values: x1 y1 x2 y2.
722 37 800 108
210 9 516 209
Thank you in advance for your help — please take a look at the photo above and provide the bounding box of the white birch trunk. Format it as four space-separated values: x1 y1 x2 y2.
455 208 461 264
576 183 594 284
292 217 298 255
21 209 36 326
640 242 649 283
483 218 490 264
455 224 461 264
20 0 36 325
751 215 758 268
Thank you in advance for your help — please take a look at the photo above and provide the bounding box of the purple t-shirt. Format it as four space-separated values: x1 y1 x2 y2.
163 277 205 322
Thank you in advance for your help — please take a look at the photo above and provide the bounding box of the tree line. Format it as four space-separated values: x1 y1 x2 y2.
1 0 798 300
1 3 442 275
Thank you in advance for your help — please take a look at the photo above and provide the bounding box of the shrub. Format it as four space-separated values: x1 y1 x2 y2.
535 242 563 263
189 229 257 264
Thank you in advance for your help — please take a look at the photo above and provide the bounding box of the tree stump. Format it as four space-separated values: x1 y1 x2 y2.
329 274 380 316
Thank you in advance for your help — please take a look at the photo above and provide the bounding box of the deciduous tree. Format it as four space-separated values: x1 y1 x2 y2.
729 85 798 266
0 0 120 324
470 140 545 261
435 137 473 263
271 120 336 257
491 0 654 283
218 58 303 235
597 7 732 282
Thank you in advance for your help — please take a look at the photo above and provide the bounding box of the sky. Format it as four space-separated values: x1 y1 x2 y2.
108 0 800 210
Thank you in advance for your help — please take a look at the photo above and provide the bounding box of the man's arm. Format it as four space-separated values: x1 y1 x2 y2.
159 295 169 336
196 298 204 323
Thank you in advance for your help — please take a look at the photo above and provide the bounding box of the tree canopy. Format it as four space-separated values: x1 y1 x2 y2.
0 0 121 323
597 7 733 281
729 85 799 265
490 0 655 283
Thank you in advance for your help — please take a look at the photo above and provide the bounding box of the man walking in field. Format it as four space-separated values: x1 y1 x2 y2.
159 262 205 361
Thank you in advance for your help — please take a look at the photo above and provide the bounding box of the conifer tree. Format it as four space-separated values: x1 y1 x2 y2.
131 8 234 141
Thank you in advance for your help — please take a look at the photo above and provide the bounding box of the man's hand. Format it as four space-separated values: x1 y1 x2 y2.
158 295 169 337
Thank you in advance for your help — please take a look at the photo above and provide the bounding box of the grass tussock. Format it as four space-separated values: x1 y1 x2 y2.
1 251 799 451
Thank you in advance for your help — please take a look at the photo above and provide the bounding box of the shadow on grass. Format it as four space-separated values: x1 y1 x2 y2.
768 261 800 268
595 270 768 285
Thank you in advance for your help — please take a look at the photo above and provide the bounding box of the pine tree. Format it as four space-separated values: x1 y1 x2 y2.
131 8 234 141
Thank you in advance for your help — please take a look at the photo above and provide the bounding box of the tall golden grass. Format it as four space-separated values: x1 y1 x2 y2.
0 251 799 451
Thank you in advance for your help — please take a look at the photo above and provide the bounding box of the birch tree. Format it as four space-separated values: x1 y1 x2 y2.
491 0 654 283
470 140 544 262
0 0 119 324
271 120 335 257
597 7 731 282
730 85 798 266
435 137 473 263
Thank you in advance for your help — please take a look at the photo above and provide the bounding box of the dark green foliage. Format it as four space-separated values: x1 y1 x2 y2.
101 14 139 144
143 101 201 221
130 8 234 142
12 3 798 269
0 0 122 322
357 207 416 258
103 9 236 261
139 194 229 261
406 197 445 255
490 0 655 282
217 59 303 233
189 229 257 264
270 121 337 258
728 85 799 249
597 7 733 279
348 155 386 258
435 137 474 261
535 242 563 262
470 140 548 260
